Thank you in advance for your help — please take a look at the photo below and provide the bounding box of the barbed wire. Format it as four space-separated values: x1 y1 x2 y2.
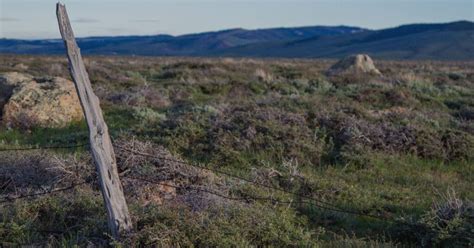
0 138 414 225
114 145 332 202
126 175 368 212
0 181 87 204
0 143 89 152
115 145 408 223
125 175 299 204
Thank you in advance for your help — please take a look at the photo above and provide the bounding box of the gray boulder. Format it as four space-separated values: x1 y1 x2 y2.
327 54 381 76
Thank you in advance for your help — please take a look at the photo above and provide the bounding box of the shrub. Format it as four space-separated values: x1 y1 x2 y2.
418 189 474 247
317 112 473 163
133 107 167 127
457 106 474 121
306 78 334 94
441 130 474 161
414 129 445 159
447 72 464 81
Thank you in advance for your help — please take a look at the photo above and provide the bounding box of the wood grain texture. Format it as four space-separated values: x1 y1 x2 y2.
56 3 132 239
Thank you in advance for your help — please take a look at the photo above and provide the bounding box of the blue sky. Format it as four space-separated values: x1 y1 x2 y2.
1 0 473 39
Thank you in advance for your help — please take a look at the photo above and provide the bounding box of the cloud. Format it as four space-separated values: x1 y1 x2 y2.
131 19 160 23
0 17 20 22
72 18 100 23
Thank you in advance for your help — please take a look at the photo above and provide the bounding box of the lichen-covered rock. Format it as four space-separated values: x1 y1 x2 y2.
1 73 83 129
327 54 382 76
0 72 33 86
0 72 34 116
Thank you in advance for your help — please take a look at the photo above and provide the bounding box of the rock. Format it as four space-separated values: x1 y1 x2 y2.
13 63 29 71
0 73 33 113
327 54 381 76
255 68 274 82
1 72 83 129
0 72 33 86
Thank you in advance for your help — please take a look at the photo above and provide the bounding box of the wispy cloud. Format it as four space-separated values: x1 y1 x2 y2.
72 18 100 23
0 17 20 22
131 19 160 23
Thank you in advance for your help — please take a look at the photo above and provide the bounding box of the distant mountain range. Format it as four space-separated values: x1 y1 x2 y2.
1 21 473 60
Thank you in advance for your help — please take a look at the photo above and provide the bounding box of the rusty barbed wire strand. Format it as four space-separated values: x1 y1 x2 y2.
0 143 89 152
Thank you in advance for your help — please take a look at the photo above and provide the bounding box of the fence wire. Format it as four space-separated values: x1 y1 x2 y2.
0 138 417 227
0 143 89 152
115 144 414 224
0 181 88 204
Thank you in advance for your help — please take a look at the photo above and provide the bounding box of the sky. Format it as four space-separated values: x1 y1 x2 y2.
0 0 473 39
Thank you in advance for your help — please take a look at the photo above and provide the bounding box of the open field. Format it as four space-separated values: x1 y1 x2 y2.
0 55 473 247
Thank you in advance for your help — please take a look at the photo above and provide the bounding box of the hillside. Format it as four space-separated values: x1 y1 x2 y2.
0 25 364 56
215 21 474 60
1 21 473 60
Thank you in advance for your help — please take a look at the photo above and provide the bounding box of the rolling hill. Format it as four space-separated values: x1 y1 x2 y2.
0 26 364 56
0 21 473 60
215 21 474 60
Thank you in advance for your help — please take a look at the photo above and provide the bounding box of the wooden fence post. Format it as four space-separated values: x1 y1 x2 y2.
56 3 132 239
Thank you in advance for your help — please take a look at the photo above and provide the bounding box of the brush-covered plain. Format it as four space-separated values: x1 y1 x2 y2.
0 55 473 247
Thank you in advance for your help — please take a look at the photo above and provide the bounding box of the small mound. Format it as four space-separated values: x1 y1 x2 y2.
327 54 381 76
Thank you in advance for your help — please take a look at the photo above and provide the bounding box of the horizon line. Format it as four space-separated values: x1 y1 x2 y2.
1 19 471 41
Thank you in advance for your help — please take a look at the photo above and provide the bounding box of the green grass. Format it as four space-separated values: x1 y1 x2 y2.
0 56 473 246
0 122 88 148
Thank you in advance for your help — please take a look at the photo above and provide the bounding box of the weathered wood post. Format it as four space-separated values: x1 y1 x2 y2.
56 2 132 239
